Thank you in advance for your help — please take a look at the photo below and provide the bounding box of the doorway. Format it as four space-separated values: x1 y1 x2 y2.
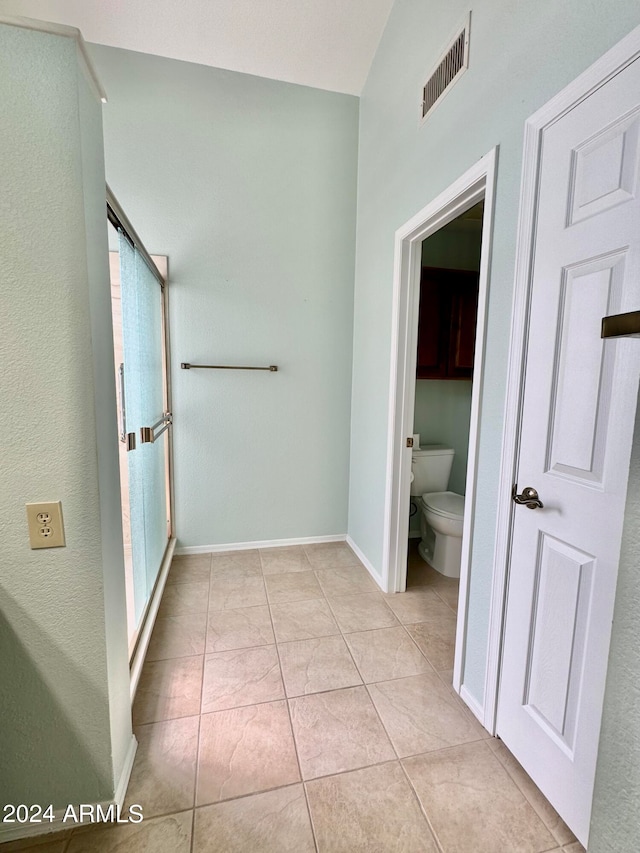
383 148 497 711
408 202 483 579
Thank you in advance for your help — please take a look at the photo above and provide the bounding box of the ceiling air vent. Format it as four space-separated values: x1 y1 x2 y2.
421 14 470 123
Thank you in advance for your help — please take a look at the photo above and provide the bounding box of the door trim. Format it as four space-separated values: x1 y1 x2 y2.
383 147 498 703
489 23 640 733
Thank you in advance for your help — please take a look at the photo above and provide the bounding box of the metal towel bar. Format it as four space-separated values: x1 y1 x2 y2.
181 362 278 372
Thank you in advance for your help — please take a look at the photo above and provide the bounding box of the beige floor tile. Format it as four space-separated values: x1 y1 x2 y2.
405 617 457 671
303 541 362 568
206 605 274 652
201 646 284 712
433 582 460 613
278 635 362 696
158 581 209 616
368 673 485 757
264 571 324 604
193 784 315 853
384 587 446 624
146 612 207 661
271 598 339 642
289 686 395 779
208 574 267 610
563 843 585 852
133 656 203 725
196 701 300 805
0 838 69 853
403 741 556 853
260 545 313 574
315 566 378 596
66 811 192 853
210 550 262 578
125 716 199 818
306 762 439 853
327 592 399 633
488 740 577 846
345 626 432 683
166 554 211 585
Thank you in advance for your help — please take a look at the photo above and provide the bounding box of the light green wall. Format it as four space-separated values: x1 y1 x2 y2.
88 45 359 548
412 217 482 506
0 22 131 820
414 380 473 496
590 390 640 851
348 0 640 706
421 221 482 271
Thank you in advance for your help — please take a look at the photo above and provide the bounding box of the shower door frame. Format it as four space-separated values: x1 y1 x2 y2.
107 186 176 698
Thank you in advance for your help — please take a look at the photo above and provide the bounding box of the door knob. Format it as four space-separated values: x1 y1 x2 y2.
512 485 544 509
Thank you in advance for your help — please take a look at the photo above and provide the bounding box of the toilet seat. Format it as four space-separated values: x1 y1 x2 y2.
421 490 464 520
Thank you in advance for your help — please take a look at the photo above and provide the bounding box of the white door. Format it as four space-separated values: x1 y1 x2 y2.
497 58 640 845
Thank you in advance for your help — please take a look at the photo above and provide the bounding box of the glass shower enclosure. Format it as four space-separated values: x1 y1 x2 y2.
108 190 173 659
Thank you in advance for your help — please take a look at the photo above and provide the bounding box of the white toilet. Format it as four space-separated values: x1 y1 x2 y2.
410 445 465 578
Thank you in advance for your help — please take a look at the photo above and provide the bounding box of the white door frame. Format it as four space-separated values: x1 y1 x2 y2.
487 23 640 734
383 147 498 703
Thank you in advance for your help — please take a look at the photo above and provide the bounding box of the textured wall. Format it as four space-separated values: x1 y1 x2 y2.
349 0 640 706
89 44 359 548
589 392 640 851
0 22 131 815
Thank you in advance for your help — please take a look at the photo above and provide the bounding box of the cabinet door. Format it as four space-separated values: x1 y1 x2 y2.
448 271 479 378
416 269 448 378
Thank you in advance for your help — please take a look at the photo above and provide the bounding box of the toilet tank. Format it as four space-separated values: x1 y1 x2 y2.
410 445 455 496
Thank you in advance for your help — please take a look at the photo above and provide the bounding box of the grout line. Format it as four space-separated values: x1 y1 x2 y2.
398 759 446 853
398 621 442 674
489 740 575 846
301 782 320 853
189 558 212 853
362 678 400 760
262 576 320 853
431 585 459 616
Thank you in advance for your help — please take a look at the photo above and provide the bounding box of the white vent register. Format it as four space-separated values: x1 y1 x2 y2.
421 14 470 123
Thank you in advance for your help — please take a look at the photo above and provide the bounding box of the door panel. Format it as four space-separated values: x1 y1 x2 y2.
118 234 170 639
497 57 640 845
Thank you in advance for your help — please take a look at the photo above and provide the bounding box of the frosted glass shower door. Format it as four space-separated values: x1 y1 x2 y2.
119 234 170 636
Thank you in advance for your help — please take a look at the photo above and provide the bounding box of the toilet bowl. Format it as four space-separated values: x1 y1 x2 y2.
418 490 465 578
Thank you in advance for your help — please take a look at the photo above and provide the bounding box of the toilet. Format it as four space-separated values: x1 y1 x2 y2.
410 445 465 578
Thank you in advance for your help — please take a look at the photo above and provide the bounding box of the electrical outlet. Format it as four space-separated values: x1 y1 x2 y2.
26 501 65 549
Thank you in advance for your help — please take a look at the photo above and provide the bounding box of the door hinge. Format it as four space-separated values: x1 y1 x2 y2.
407 437 414 448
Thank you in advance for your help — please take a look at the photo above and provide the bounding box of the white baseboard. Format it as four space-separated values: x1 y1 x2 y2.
460 684 485 725
0 734 138 845
175 533 347 555
345 535 384 590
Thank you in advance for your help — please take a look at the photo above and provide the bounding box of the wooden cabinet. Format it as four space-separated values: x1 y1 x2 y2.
416 267 479 380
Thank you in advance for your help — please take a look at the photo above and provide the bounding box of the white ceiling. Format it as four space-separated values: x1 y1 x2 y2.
0 0 394 94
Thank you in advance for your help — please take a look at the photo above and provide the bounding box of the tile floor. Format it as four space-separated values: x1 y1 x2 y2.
4 541 586 853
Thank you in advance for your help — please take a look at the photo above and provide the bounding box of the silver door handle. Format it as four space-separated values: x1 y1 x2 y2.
512 485 544 509
117 363 127 442
140 412 173 444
